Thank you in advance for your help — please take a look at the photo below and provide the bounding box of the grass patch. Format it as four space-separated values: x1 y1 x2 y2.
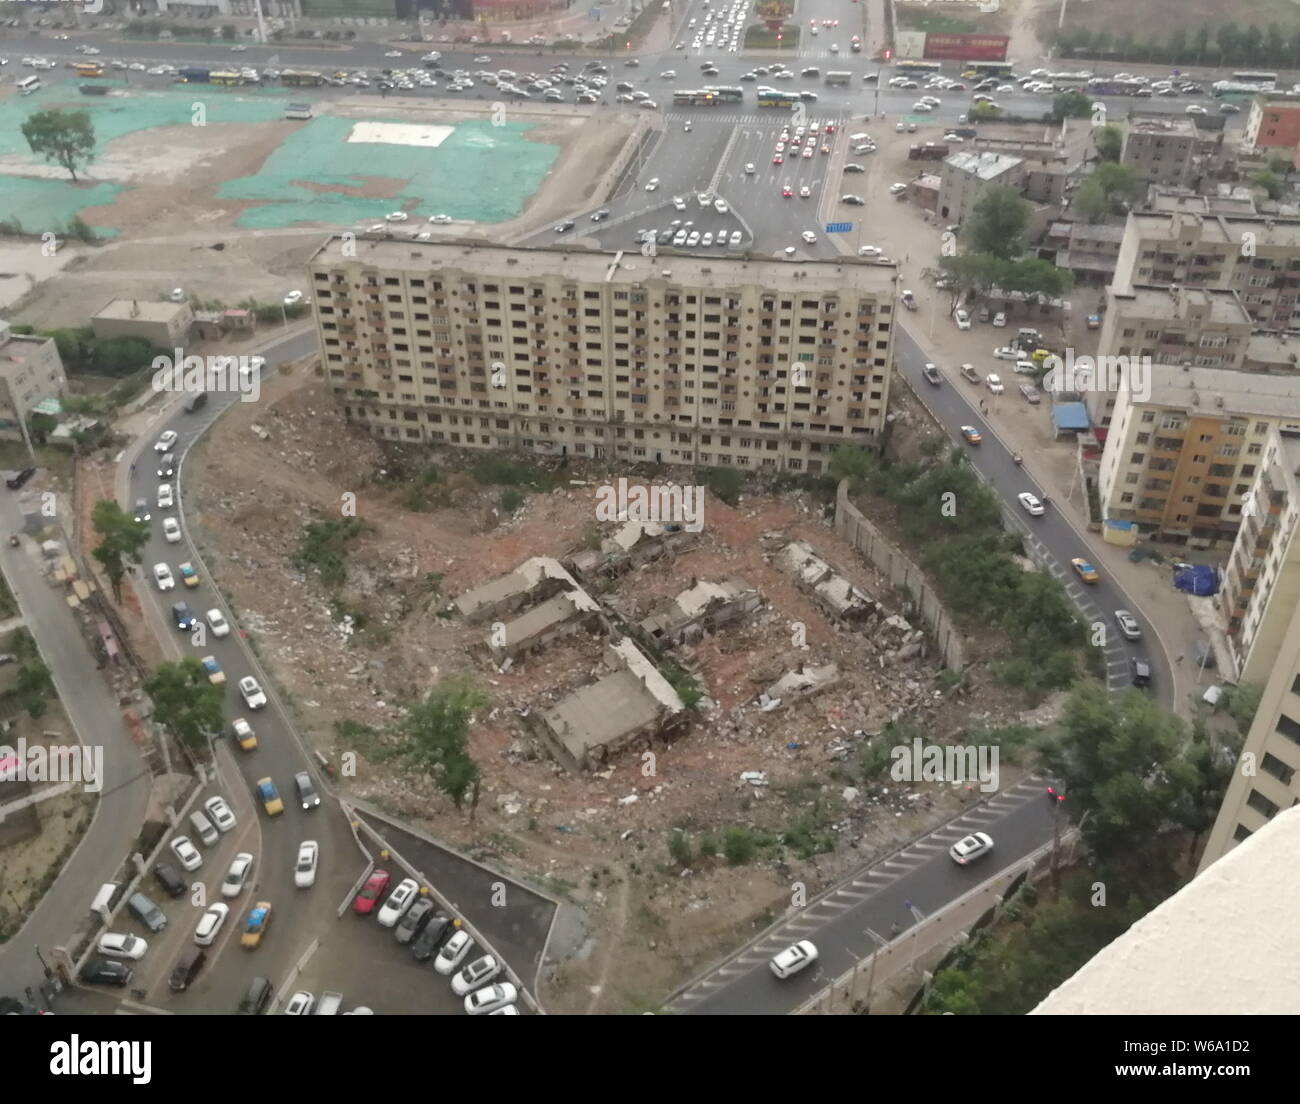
294 517 363 590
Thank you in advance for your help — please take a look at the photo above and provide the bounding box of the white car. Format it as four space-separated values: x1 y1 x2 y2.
152 563 175 591
672 196 687 210
155 430 178 452
205 795 236 833
97 933 148 960
1114 609 1142 641
986 373 1005 394
1017 492 1045 517
157 484 174 510
162 517 182 543
168 288 186 303
643 178 659 191
170 836 202 872
954 309 971 330
283 290 303 305
294 840 319 888
239 676 267 710
376 877 420 928
729 230 742 246
284 991 315 1015
745 162 756 174
193 902 230 946
950 832 994 864
434 930 474 974
222 852 255 898
465 982 520 1015
993 346 1020 360
451 954 502 996
384 50 403 58
859 245 882 257
386 211 408 222
428 214 453 224
801 231 817 244
799 185 811 198
207 609 231 638
992 312 1007 327
714 198 729 214
889 182 907 196
770 940 819 979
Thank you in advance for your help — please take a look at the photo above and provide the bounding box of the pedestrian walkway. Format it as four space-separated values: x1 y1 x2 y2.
664 110 847 126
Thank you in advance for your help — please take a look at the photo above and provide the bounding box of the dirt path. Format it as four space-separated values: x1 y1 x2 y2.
581 860 631 1015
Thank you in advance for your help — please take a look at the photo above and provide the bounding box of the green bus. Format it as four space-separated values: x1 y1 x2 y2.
282 69 324 87
757 89 797 107
704 85 744 102
673 90 720 106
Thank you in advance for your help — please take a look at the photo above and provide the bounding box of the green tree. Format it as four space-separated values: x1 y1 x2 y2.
964 185 1029 261
1094 124 1123 163
396 680 486 812
1251 170 1285 201
969 101 1004 123
91 499 149 602
1001 257 1074 301
939 252 1011 300
27 412 57 447
1267 155 1293 177
20 109 97 182
828 445 879 492
145 659 227 753
1052 91 1093 120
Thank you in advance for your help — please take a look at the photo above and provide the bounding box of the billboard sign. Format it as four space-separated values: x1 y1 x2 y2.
923 33 1010 62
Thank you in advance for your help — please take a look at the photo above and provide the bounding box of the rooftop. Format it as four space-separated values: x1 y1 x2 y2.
308 238 899 296
1127 116 1198 137
944 150 1024 180
1147 189 1257 216
1128 210 1300 247
1111 284 1253 326
92 299 189 323
1137 363 1300 420
453 556 583 620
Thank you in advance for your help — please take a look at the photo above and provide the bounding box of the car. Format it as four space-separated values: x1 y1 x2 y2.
232 717 257 752
729 230 742 246
773 152 784 165
155 430 178 452
133 499 151 524
1131 657 1152 688
81 958 133 987
1086 314 1101 330
889 182 907 196
284 991 315 1015
294 771 320 810
434 928 474 974
686 231 700 246
986 373 1005 395
255 777 283 816
960 425 982 445
222 853 255 898
411 911 452 961
1114 609 1142 641
954 309 972 330
801 231 817 244
701 231 714 247
162 517 182 543
152 563 175 591
195 794 235 835
1018 492 1045 516
395 895 437 944
207 609 230 638
644 178 659 191
6 466 36 490
295 840 319 888
171 602 196 631
384 50 403 58
156 452 176 478
769 940 819 979
385 211 409 223
921 363 942 386
782 184 793 198
282 289 304 307
240 902 272 949
1020 383 1041 404
1218 102 1241 115
452 953 503 996
992 312 1007 327
590 208 610 222
714 198 728 214
97 932 148 960
466 982 520 1015
798 185 811 199
170 836 202 872
239 676 267 710
354 869 391 915
802 145 814 157
993 346 1020 360
1071 558 1100 584
377 878 421 928
201 655 226 686
427 214 453 226
553 220 575 234
949 832 994 864
177 562 199 589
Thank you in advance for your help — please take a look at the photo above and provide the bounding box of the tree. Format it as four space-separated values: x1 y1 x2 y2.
1251 170 1285 200
1094 124 1123 163
969 101 1003 123
829 444 879 492
1267 155 1293 177
91 499 149 602
964 185 1030 261
1052 92 1092 120
145 659 227 753
28 412 57 447
1070 177 1111 222
1001 257 1074 301
20 109 96 183
397 679 486 812
939 253 1011 300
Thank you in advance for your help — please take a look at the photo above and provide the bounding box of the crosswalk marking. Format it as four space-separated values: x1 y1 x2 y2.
665 111 849 127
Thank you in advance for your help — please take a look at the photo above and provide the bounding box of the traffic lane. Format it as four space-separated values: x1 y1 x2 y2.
892 329 1172 702
687 785 1059 1013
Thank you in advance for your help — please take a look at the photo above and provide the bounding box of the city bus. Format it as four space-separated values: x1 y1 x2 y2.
673 90 719 106
702 85 744 102
1213 80 1266 100
1231 71 1278 89
209 71 244 86
896 60 942 75
961 61 1013 79
757 89 798 107
824 71 853 86
281 69 324 88
72 62 104 78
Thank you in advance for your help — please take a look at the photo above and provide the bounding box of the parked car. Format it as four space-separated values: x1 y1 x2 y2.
193 902 230 946
80 958 133 987
377 877 420 928
170 836 202 872
284 991 315 1015
411 912 452 961
434 929 474 974
465 982 519 1015
353 869 391 915
451 953 502 996
204 795 236 832
394 896 437 944
97 933 148 960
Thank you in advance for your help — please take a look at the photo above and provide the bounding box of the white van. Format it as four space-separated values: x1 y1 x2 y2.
17 76 41 95
189 810 218 846
848 132 870 143
90 882 121 916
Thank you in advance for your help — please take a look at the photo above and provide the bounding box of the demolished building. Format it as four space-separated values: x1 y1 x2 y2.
567 518 700 579
638 577 762 646
453 557 586 625
776 540 877 622
755 663 841 712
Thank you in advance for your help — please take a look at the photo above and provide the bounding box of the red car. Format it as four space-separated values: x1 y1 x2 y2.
782 184 793 197
772 153 783 164
824 123 836 134
353 869 391 915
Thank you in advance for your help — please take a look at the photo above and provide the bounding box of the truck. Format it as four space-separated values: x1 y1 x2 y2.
908 142 950 161
824 71 852 86
177 66 210 83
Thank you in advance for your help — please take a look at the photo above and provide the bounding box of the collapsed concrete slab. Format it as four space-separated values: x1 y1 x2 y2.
755 663 841 711
453 557 585 625
776 540 876 622
638 577 761 646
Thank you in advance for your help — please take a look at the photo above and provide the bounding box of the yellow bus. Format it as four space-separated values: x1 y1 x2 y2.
73 62 105 78
209 71 244 86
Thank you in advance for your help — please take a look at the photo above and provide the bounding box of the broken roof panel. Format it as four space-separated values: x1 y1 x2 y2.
543 670 663 759
777 540 833 587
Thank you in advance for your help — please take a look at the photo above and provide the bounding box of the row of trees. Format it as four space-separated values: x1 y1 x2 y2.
1055 21 1300 67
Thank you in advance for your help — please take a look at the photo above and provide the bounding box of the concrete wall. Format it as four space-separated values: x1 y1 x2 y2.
833 481 967 671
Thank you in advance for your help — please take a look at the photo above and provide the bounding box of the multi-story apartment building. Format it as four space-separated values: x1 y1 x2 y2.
1218 427 1300 684
1097 362 1300 548
308 239 899 473
937 151 1024 226
1120 117 1199 188
1244 93 1300 151
0 321 66 447
1110 209 1300 329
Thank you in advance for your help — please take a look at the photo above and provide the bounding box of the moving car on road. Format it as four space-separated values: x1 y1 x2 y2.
949 832 993 864
232 718 257 751
152 563 175 591
255 777 283 816
921 364 941 386
222 853 254 898
1017 492 1045 516
239 676 267 709
1114 609 1142 640
960 425 982 445
178 562 199 588
295 840 319 888
240 902 272 948
200 655 225 685
769 940 819 979
1071 558 1100 584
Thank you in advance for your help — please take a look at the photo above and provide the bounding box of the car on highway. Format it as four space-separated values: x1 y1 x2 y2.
921 363 942 386
769 940 819 979
232 717 257 752
451 953 503 996
801 231 817 244
178 562 199 588
295 840 319 888
1114 609 1142 641
81 958 133 987
465 982 519 1015
354 869 391 915
240 902 272 949
395 895 437 944
162 517 182 543
377 877 421 928
201 655 226 686
152 563 175 591
1071 558 1100 584
97 933 148 960
198 795 234 835
133 499 151 524
255 777 283 816
949 832 993 864
643 178 659 191
156 452 175 478
1017 492 1045 516
284 991 315 1015
986 373 1005 394
960 425 982 445
171 601 196 631
239 676 267 710
1131 657 1152 688
170 836 202 873
207 609 231 638
222 853 255 898
435 929 474 974
155 430 178 452
294 771 321 810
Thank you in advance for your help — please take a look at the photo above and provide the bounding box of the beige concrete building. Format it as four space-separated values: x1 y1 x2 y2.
1097 363 1300 548
91 298 193 349
1120 117 1198 188
1218 428 1300 684
1245 92 1300 151
937 151 1024 227
308 238 899 473
0 322 66 446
